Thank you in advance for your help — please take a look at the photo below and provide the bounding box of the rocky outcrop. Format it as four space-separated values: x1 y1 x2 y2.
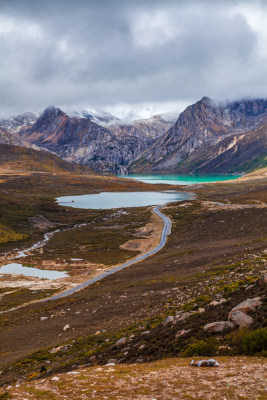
229 297 262 317
204 296 263 333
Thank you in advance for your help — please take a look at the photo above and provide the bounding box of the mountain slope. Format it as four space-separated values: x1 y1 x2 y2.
66 109 120 126
0 143 93 173
109 115 174 142
176 124 267 173
17 107 149 173
0 112 39 133
0 127 35 148
131 97 267 173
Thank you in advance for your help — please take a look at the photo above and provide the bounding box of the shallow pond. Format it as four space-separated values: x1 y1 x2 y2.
57 191 193 209
0 263 69 279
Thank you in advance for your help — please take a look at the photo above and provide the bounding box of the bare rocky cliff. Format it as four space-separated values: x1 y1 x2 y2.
17 107 150 174
109 115 173 142
131 97 267 173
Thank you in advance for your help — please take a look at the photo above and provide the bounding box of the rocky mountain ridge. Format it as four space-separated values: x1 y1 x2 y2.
3 97 267 174
131 97 267 173
108 115 174 142
17 107 152 174
0 126 42 150
0 112 39 133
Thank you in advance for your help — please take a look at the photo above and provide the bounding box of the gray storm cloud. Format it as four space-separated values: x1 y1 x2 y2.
0 0 266 117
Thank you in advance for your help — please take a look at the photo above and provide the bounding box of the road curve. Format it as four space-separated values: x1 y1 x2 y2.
46 206 172 301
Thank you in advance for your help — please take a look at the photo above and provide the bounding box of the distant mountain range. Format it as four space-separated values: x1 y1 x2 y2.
1 97 266 174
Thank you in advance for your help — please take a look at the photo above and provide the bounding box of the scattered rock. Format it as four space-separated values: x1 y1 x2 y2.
139 344 146 350
106 359 117 365
50 346 63 354
176 312 194 322
198 308 205 313
95 331 101 335
229 311 253 328
204 321 234 333
115 337 127 347
229 297 262 317
40 317 48 321
162 316 174 326
175 329 192 339
63 324 70 331
141 331 150 337
219 345 231 351
51 376 60 381
210 301 219 306
257 274 267 286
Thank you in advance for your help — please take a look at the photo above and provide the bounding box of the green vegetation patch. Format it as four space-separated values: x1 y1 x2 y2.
182 339 219 357
40 208 150 265
0 288 58 312
0 224 27 243
241 328 267 356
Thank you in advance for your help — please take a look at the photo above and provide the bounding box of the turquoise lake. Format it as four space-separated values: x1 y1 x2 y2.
120 174 241 185
57 174 241 210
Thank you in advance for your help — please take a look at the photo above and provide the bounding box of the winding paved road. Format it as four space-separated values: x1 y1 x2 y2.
46 206 172 301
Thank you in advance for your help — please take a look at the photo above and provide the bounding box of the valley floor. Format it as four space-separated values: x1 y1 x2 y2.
0 168 266 397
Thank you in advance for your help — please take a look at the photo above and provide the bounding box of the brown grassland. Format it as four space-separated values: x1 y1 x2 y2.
0 167 266 399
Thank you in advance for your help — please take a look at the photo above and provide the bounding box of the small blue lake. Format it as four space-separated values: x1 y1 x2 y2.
0 263 69 279
57 191 193 209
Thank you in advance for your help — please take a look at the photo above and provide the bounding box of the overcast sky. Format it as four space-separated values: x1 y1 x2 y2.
0 0 267 119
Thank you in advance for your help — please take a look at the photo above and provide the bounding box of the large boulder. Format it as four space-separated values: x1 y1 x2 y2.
229 311 253 328
204 321 234 333
229 297 262 317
